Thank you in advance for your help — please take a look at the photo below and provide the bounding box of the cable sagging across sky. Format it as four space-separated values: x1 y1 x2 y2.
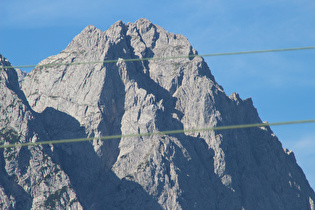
1 46 315 70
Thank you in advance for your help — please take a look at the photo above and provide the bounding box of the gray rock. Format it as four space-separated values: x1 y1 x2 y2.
2 18 314 209
15 68 27 88
0 54 82 209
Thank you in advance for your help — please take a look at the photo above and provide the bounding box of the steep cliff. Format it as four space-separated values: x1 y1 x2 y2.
0 54 82 209
1 18 314 209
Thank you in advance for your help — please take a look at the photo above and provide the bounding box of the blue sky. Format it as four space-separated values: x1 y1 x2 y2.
1 0 315 189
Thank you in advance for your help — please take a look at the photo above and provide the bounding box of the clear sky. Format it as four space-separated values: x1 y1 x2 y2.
1 0 315 190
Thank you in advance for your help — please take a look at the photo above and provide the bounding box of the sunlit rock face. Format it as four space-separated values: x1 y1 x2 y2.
0 18 313 209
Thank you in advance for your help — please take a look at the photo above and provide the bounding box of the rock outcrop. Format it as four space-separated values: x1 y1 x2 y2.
0 54 82 209
0 18 314 209
15 68 27 88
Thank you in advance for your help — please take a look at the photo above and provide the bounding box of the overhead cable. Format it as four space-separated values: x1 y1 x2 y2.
1 119 315 149
1 46 315 70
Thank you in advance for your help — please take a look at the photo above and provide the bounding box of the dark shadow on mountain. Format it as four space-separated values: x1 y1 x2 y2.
40 107 162 209
157 116 243 209
97 61 126 170
16 146 32 177
4 67 31 109
41 107 86 141
0 148 32 209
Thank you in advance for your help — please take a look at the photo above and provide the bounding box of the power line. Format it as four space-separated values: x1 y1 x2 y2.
1 46 315 70
1 119 315 149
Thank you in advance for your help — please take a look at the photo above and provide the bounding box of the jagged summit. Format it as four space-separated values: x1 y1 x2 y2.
22 18 211 137
135 17 152 24
83 24 97 31
1 19 314 209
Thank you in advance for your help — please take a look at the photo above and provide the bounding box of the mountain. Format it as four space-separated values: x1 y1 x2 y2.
0 18 314 209
14 68 27 88
0 54 82 209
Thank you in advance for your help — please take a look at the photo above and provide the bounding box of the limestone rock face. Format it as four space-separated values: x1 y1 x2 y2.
1 18 314 209
0 54 82 209
15 68 27 88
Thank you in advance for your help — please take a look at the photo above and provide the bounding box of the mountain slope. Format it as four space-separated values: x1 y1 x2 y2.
2 18 314 209
0 54 82 209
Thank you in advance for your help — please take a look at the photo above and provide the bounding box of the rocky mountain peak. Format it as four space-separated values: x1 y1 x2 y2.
1 54 18 89
83 24 97 32
1 19 315 209
22 19 213 137
65 24 103 52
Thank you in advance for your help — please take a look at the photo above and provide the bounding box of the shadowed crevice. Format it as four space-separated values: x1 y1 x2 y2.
0 148 32 209
40 98 162 209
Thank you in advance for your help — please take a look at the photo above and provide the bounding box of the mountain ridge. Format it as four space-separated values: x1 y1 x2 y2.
0 18 314 209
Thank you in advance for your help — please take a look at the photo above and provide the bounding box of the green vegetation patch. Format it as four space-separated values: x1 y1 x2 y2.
137 160 150 171
0 127 20 144
69 198 78 206
44 186 68 209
